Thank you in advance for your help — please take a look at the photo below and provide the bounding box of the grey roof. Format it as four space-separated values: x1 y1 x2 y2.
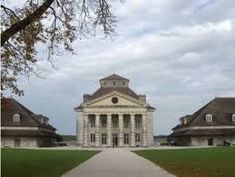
100 74 129 81
171 97 235 137
1 98 56 133
91 87 139 100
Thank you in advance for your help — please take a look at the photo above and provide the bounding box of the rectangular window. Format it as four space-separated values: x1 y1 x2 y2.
135 133 141 142
124 133 129 144
135 118 141 128
112 119 118 128
124 118 129 128
101 134 107 144
101 118 107 128
232 114 235 122
90 134 96 143
13 114 20 122
90 118 95 127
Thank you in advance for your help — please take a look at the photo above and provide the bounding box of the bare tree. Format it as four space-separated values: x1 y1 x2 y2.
1 0 117 96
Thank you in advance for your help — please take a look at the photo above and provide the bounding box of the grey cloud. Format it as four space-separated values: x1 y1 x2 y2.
11 0 235 135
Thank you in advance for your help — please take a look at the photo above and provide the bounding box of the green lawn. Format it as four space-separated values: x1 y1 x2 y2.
134 147 235 177
1 148 100 177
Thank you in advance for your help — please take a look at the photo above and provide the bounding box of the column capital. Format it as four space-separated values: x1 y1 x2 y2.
130 114 135 118
107 114 112 118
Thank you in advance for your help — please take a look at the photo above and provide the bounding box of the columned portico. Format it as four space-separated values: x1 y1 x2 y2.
75 74 155 147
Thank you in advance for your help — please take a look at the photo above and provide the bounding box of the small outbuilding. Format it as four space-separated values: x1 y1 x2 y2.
1 98 58 147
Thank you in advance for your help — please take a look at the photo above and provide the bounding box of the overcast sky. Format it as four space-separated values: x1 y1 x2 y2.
10 0 235 135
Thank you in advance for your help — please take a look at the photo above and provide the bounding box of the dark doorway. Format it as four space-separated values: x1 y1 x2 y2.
208 138 214 146
112 133 118 147
14 139 21 147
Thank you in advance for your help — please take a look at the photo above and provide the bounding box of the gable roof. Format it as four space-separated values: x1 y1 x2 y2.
1 98 56 131
100 74 129 81
173 97 235 130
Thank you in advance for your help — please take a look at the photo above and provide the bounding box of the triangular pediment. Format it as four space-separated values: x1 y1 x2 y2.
83 91 145 107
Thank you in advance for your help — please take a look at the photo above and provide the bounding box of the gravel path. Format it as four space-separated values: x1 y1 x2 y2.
62 148 175 177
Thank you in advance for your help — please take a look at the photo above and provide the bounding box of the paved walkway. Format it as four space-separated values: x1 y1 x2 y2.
62 148 175 177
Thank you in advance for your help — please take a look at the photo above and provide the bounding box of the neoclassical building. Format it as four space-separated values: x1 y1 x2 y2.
75 74 155 147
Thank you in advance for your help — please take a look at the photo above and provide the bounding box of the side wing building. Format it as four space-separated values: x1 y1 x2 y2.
169 97 235 146
1 98 57 147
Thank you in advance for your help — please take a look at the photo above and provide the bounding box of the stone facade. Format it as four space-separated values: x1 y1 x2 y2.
75 74 155 147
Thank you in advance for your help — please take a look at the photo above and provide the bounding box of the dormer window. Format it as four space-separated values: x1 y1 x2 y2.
206 114 213 122
232 114 235 122
183 118 187 125
45 119 49 125
13 113 20 122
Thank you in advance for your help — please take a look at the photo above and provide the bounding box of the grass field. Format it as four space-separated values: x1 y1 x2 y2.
134 147 235 177
1 148 99 177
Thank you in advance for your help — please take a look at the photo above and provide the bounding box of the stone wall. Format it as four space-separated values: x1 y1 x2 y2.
1 137 55 147
1 137 38 147
173 135 235 146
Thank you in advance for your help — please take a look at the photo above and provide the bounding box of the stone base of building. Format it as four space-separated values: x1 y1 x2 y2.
1 136 56 148
172 135 235 146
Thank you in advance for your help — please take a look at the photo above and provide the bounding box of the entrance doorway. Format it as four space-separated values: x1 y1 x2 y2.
14 139 21 147
112 133 118 147
208 138 214 146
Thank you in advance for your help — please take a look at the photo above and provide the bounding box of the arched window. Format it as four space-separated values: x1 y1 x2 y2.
232 113 235 122
206 114 213 122
13 113 20 122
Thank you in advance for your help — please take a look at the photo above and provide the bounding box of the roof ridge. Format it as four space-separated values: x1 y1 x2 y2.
100 73 129 81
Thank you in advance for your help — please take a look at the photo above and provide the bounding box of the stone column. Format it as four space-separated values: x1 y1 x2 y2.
142 114 147 147
83 114 88 147
119 113 124 146
95 114 100 147
130 114 135 147
107 114 112 147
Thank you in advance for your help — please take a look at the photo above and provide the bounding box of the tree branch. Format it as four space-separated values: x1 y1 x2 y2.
1 0 54 46
1 5 20 21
